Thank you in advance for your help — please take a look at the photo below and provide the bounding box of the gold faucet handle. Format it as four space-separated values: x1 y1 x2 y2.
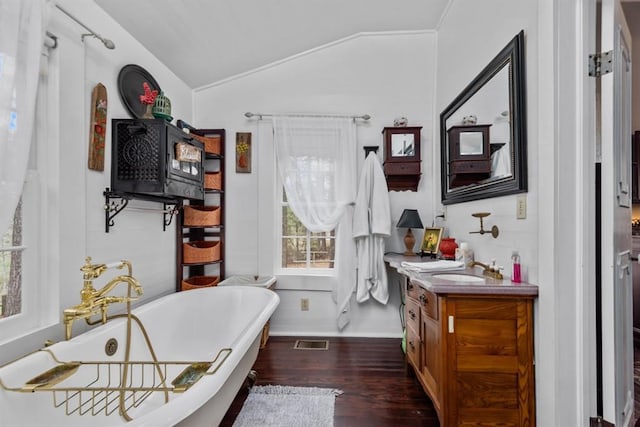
81 256 107 280
494 266 504 279
113 260 132 276
487 262 504 279
81 257 132 279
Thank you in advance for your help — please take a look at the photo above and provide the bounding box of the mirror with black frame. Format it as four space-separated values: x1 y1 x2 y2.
440 30 527 205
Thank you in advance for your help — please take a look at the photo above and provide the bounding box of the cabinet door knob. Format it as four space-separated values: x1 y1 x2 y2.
419 294 427 304
408 309 416 320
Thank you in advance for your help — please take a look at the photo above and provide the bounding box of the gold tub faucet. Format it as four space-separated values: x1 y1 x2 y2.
63 257 143 340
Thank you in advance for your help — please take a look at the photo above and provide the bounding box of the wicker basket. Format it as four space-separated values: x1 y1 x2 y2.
183 241 221 264
183 205 221 227
181 275 220 291
191 133 221 155
204 172 222 190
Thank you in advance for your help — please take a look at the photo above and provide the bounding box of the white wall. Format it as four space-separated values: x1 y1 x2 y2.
435 0 539 283
435 0 567 425
193 31 437 336
436 0 606 425
0 0 193 364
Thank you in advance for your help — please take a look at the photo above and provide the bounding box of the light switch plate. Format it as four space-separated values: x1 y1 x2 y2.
516 195 527 219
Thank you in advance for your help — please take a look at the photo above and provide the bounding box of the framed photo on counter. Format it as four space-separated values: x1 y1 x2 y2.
420 227 443 256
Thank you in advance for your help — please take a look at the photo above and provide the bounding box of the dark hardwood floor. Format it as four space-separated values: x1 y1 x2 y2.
220 336 439 427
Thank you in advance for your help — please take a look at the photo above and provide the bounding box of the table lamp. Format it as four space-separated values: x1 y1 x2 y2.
397 209 423 256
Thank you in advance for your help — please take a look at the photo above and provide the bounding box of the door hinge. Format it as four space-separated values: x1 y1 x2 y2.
589 51 613 77
589 416 615 427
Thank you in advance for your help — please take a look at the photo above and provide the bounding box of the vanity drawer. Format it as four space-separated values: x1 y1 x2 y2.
406 323 421 367
406 297 421 331
384 161 420 175
418 288 438 320
407 280 422 300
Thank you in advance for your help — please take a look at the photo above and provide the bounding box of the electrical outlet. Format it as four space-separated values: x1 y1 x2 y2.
516 195 527 219
301 298 309 311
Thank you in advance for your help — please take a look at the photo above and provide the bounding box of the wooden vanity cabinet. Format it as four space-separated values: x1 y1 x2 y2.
404 279 535 426
406 280 443 415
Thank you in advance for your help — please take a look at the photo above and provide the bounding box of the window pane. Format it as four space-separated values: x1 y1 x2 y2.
282 237 307 269
1 201 22 319
282 206 306 236
310 229 335 238
309 236 335 268
279 187 335 272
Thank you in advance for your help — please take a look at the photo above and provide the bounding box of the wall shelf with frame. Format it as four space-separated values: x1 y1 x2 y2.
106 118 208 233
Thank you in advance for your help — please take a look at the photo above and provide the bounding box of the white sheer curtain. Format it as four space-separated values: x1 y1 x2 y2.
0 0 48 235
272 116 357 329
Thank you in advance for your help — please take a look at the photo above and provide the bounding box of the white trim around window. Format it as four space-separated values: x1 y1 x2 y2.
0 45 59 345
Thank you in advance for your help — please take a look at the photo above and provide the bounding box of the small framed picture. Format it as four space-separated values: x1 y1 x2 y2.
420 227 443 256
236 132 252 173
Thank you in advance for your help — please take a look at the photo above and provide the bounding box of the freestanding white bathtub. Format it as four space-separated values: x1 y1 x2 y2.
0 285 279 426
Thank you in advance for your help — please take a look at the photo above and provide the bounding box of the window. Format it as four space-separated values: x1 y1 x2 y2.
0 139 49 343
0 44 57 344
271 116 355 278
279 190 335 273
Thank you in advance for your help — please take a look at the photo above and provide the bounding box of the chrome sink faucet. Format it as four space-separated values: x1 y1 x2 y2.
469 260 504 280
62 257 143 340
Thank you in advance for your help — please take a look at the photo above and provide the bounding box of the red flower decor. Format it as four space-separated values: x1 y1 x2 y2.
139 82 158 105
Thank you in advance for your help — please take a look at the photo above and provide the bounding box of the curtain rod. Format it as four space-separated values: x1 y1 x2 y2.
54 4 115 49
244 112 371 121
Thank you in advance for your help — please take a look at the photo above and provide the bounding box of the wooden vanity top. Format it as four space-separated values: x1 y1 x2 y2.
384 252 538 297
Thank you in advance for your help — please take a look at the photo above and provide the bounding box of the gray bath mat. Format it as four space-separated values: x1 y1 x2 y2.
232 385 342 427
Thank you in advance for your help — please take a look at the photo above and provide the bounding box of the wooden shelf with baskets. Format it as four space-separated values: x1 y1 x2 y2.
176 129 225 292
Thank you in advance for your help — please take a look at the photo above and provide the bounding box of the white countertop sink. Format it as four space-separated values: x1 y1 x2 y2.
432 274 485 283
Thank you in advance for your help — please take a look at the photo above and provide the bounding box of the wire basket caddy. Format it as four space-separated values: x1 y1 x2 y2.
0 347 232 419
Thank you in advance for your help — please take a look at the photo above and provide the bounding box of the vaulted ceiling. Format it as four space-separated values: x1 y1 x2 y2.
95 0 451 89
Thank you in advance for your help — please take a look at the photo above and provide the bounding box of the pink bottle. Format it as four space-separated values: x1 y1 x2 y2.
511 252 521 283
